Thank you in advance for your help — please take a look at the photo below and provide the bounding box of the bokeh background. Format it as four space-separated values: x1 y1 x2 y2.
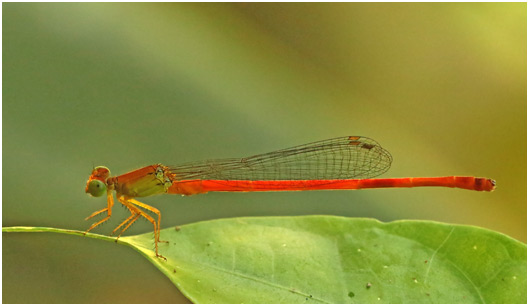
3 3 526 303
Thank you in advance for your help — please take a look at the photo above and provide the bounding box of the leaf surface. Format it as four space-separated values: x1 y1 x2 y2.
120 216 527 303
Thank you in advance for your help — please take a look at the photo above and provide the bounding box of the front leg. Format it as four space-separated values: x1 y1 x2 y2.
84 191 114 234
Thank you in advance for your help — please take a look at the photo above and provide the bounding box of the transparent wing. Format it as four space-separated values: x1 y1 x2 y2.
169 136 392 181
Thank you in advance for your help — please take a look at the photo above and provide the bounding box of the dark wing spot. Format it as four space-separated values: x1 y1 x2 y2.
361 143 375 150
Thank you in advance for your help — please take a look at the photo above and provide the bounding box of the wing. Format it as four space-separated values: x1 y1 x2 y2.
168 136 392 181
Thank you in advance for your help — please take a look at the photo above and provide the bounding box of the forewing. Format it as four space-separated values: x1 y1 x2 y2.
169 136 392 181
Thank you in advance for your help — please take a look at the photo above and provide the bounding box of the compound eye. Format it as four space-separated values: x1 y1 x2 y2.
87 180 107 197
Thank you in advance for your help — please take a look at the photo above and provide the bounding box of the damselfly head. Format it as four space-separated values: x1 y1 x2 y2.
85 166 110 197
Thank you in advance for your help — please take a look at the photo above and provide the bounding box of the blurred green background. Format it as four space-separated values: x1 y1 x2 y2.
3 3 526 303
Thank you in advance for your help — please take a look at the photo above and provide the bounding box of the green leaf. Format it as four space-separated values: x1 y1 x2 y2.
4 216 526 303
122 216 526 303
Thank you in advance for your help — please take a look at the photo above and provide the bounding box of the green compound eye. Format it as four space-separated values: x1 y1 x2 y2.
87 180 106 197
